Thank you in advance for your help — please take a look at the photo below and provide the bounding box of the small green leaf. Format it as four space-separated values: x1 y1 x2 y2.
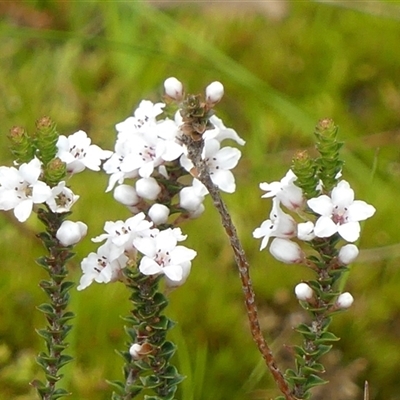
37 303 56 315
106 380 126 391
316 331 340 343
301 363 325 374
140 375 162 388
315 344 332 358
304 373 328 390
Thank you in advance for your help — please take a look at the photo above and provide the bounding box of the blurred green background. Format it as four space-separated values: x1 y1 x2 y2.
1 1 400 399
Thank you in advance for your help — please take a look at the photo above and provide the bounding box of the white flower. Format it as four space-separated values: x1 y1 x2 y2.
92 213 153 261
102 136 139 192
269 238 304 264
338 244 359 265
205 81 224 104
77 243 128 290
164 77 184 100
179 179 208 212
114 124 182 180
56 130 112 174
130 100 165 129
259 170 304 211
181 138 241 193
0 158 52 222
203 115 245 146
116 100 165 133
336 292 354 309
295 283 314 301
56 220 87 246
307 180 376 242
47 181 80 213
133 228 196 282
253 197 296 250
104 103 183 191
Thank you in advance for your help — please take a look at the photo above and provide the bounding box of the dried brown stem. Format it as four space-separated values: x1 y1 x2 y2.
183 136 294 400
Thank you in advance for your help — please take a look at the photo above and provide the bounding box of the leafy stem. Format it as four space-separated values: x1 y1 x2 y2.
111 267 184 400
31 208 75 400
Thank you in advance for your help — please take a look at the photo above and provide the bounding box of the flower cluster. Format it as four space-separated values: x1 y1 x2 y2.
103 91 244 212
253 170 375 265
78 214 196 290
253 166 375 317
0 126 114 249
79 78 245 291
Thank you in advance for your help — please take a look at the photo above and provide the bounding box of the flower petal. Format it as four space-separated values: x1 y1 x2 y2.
313 216 337 238
14 199 33 222
139 257 163 276
307 195 333 216
347 200 376 222
211 170 235 193
338 221 361 242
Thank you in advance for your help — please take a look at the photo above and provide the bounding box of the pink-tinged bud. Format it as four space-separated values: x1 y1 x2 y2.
295 283 314 301
56 220 87 246
205 81 224 104
269 238 304 264
336 292 354 309
135 177 161 200
164 77 184 100
113 184 139 206
148 204 170 224
338 244 359 265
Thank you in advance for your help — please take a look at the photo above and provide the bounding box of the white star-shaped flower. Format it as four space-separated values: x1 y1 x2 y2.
203 115 245 145
56 130 112 174
47 181 80 213
307 180 375 242
180 138 241 193
92 212 153 261
259 170 304 211
133 228 196 282
0 158 52 222
253 197 297 250
77 242 128 291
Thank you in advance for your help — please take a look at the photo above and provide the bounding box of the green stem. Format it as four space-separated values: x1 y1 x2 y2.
290 237 344 399
112 268 183 400
31 209 75 400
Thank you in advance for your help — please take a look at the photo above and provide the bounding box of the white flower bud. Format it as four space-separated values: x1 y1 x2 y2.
148 204 170 224
338 244 359 265
129 343 142 360
297 221 315 241
295 283 314 301
113 184 139 206
205 81 224 104
336 292 354 309
179 187 204 211
187 204 205 219
135 177 161 200
269 238 304 264
164 77 184 100
56 220 87 246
